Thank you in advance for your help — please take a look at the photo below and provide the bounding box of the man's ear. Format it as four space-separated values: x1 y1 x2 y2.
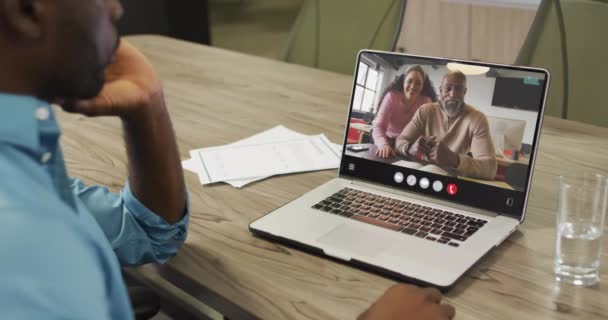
0 0 44 39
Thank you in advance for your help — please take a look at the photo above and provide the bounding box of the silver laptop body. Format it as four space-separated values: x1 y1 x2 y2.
250 50 550 291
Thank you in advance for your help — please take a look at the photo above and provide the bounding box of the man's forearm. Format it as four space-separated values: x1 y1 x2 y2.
457 155 497 180
121 91 186 224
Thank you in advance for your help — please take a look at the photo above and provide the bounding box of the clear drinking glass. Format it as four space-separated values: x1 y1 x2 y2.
554 173 608 286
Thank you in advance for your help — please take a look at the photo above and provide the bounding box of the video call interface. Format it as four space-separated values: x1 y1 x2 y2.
342 52 547 214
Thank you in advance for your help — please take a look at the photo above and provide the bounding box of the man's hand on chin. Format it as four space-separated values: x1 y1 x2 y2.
59 39 164 121
55 38 185 224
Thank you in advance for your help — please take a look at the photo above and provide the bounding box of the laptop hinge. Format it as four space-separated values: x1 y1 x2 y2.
347 178 505 219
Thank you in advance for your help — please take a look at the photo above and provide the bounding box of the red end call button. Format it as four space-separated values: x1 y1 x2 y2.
447 183 458 195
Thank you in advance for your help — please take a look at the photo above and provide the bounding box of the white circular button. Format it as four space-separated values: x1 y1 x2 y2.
394 172 404 183
40 152 52 163
419 178 430 189
433 180 444 192
406 175 417 186
36 107 50 121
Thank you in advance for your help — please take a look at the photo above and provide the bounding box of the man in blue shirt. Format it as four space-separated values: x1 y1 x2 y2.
0 1 455 319
0 0 188 319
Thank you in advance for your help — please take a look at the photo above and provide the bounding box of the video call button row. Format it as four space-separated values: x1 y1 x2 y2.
394 172 458 195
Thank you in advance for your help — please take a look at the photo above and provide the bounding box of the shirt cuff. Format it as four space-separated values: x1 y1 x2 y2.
455 154 467 171
373 135 388 148
121 181 190 228
400 143 410 156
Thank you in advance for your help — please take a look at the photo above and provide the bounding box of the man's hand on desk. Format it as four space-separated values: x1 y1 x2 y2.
358 284 455 320
428 140 460 169
407 136 435 158
60 39 163 119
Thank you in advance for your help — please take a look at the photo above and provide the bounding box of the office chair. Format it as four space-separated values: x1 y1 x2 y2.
516 0 608 127
122 271 161 320
282 0 406 74
118 0 211 45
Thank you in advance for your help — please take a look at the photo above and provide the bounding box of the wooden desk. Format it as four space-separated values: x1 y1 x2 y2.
345 144 392 164
57 35 608 320
496 155 530 167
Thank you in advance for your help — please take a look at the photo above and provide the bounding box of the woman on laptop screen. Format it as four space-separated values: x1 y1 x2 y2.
372 65 436 159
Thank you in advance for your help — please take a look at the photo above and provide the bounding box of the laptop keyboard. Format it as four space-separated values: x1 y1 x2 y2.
311 188 487 247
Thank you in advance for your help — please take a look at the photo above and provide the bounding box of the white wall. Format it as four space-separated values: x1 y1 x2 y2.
374 64 398 109
445 0 540 9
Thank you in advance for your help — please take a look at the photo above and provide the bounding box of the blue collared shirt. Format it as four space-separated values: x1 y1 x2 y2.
0 93 189 319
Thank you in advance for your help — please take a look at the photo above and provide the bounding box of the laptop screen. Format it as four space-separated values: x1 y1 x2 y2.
340 50 549 219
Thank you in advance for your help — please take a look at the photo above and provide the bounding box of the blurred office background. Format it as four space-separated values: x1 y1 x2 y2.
118 0 608 127
209 0 303 59
119 0 302 59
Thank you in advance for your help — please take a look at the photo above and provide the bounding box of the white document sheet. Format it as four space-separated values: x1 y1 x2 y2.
194 134 340 183
182 126 342 188
181 157 200 174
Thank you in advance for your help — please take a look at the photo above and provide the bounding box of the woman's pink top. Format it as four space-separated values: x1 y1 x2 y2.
372 91 432 147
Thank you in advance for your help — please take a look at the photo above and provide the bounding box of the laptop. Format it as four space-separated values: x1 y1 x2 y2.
250 50 550 291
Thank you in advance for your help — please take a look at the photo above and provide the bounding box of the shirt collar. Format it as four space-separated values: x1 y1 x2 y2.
0 93 57 152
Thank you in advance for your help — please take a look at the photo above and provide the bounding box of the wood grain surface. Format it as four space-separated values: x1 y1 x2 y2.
56 35 608 320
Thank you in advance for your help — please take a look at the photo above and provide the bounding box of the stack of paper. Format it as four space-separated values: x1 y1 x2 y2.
182 126 342 188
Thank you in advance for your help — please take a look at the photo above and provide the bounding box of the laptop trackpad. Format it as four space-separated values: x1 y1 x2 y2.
317 223 396 259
